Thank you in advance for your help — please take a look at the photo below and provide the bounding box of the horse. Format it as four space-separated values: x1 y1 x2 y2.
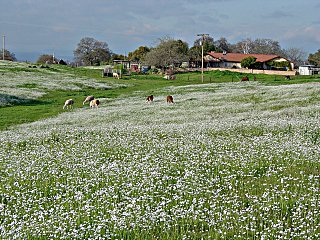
166 95 174 103
146 95 154 103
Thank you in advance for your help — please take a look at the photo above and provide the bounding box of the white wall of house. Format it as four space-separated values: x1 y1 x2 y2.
219 62 241 68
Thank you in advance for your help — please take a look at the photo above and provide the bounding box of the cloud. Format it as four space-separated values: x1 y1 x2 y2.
262 10 294 18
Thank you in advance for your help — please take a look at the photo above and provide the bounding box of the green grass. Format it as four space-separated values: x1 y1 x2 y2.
0 63 319 130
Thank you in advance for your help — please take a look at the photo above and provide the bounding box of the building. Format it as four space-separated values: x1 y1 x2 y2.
204 52 294 70
298 65 320 75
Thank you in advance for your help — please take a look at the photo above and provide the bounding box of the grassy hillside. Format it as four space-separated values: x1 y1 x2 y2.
1 61 319 130
0 61 320 239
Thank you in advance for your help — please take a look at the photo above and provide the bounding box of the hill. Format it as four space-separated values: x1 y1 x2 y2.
0 61 320 238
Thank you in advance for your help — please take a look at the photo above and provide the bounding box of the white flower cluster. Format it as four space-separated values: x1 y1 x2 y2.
0 62 123 106
0 81 319 239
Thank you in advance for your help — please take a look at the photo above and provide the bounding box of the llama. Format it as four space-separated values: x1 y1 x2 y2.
63 99 74 109
83 96 94 105
90 99 100 108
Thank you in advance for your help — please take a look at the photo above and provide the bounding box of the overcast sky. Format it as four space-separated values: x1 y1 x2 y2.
1 0 320 61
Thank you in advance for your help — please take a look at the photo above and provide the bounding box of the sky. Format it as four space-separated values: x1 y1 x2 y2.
1 0 320 62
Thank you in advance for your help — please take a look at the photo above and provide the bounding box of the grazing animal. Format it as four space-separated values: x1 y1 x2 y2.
83 95 94 105
63 99 74 109
90 99 100 108
166 95 174 104
146 95 154 103
113 72 120 79
163 75 176 80
241 76 249 81
170 75 176 80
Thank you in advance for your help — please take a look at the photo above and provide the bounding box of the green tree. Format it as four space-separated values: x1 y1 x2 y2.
241 56 257 69
111 54 126 61
214 37 232 53
188 46 202 63
0 49 16 61
128 46 150 62
144 37 189 69
308 49 320 66
189 35 215 66
74 37 112 66
193 35 215 53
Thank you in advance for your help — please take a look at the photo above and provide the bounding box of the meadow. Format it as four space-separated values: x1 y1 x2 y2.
0 61 319 239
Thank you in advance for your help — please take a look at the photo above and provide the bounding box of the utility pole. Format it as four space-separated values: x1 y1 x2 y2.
2 34 5 61
197 34 209 83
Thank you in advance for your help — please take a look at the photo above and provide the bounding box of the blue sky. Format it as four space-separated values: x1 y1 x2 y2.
1 0 320 62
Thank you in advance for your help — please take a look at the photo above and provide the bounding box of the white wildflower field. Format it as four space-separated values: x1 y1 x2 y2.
0 72 320 238
0 61 125 107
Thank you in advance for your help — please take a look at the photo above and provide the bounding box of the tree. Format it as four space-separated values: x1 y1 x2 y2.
37 54 58 64
232 38 283 55
251 38 283 55
0 49 16 61
308 50 320 66
144 37 189 69
214 37 232 53
193 35 216 53
111 54 126 61
74 37 112 66
283 47 306 67
128 46 150 62
232 38 253 54
188 35 215 67
188 45 202 65
241 56 257 69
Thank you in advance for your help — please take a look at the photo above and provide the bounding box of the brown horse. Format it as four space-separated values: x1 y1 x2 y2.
166 95 174 103
241 76 249 81
146 95 154 103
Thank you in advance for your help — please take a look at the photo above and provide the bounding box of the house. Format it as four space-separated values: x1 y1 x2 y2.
205 52 294 70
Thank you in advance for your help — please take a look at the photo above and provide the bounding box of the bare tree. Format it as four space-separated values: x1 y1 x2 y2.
283 47 307 66
232 38 283 55
232 38 253 54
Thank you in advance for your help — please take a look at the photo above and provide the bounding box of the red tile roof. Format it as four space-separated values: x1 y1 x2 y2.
207 52 280 63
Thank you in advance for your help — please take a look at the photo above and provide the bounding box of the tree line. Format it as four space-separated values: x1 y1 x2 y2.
1 36 320 67
68 36 318 69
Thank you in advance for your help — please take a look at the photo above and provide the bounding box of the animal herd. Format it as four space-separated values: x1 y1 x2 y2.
63 95 174 110
63 95 100 110
146 95 174 103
